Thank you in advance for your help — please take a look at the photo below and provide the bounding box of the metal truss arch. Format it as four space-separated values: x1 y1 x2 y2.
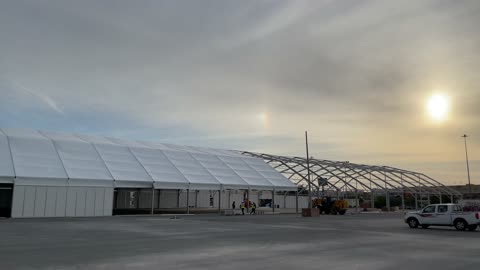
241 152 462 205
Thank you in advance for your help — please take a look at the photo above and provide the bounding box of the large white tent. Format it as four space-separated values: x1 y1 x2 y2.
0 128 296 218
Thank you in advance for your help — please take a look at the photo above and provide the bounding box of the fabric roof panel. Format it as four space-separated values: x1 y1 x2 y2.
8 136 68 179
234 169 264 178
94 144 152 182
52 140 113 181
175 165 211 175
0 128 297 190
198 160 230 170
190 153 221 162
184 174 221 190
213 175 249 189
163 150 195 161
217 156 246 165
241 176 275 190
129 147 190 188
76 134 117 145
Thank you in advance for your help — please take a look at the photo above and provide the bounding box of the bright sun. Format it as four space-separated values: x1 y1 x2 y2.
427 94 449 121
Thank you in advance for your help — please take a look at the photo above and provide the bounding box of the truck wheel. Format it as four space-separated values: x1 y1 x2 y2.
407 218 419 228
421 225 429 229
454 219 467 231
467 225 478 231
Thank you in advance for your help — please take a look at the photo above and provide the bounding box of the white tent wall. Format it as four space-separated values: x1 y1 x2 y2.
178 190 197 208
138 189 154 209
12 185 113 218
115 189 309 211
194 190 215 208
159 190 180 208
275 195 285 208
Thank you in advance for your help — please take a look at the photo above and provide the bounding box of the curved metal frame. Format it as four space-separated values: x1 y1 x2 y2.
241 151 462 208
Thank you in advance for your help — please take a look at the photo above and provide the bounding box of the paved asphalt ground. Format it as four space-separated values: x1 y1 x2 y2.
1 213 479 270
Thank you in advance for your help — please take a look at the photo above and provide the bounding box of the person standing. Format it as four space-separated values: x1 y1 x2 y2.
240 201 245 215
232 201 236 209
250 202 256 215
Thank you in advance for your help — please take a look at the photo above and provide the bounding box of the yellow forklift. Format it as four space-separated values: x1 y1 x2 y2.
312 197 348 215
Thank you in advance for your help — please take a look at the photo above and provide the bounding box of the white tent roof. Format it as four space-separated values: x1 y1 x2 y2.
0 128 297 191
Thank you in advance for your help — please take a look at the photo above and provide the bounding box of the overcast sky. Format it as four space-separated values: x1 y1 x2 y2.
0 0 479 184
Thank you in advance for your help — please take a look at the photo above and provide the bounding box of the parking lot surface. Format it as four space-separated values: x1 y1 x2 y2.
1 213 479 270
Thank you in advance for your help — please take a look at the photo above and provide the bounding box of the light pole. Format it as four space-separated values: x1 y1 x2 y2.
305 131 312 208
462 134 472 193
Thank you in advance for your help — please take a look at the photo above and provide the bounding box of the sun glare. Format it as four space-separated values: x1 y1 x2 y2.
427 94 449 122
258 112 268 122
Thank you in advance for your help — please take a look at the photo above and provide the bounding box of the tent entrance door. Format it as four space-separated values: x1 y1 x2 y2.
0 184 13 217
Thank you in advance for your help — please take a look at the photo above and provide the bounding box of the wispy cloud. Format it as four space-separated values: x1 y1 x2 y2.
11 81 64 114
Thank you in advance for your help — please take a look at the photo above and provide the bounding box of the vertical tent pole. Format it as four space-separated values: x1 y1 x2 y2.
355 189 359 213
176 189 180 208
371 191 375 209
414 193 418 210
386 192 390 212
284 192 287 209
247 189 250 213
427 193 431 205
295 190 299 214
218 187 222 214
439 193 442 204
450 195 453 204
401 174 405 210
151 185 155 215
195 190 198 208
136 188 140 210
186 189 190 214
370 173 374 209
384 172 389 212
305 131 312 208
417 176 422 209
401 193 405 210
272 189 275 213
355 180 359 213
228 190 231 209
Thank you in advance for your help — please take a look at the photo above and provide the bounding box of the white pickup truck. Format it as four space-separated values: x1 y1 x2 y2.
404 203 480 231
